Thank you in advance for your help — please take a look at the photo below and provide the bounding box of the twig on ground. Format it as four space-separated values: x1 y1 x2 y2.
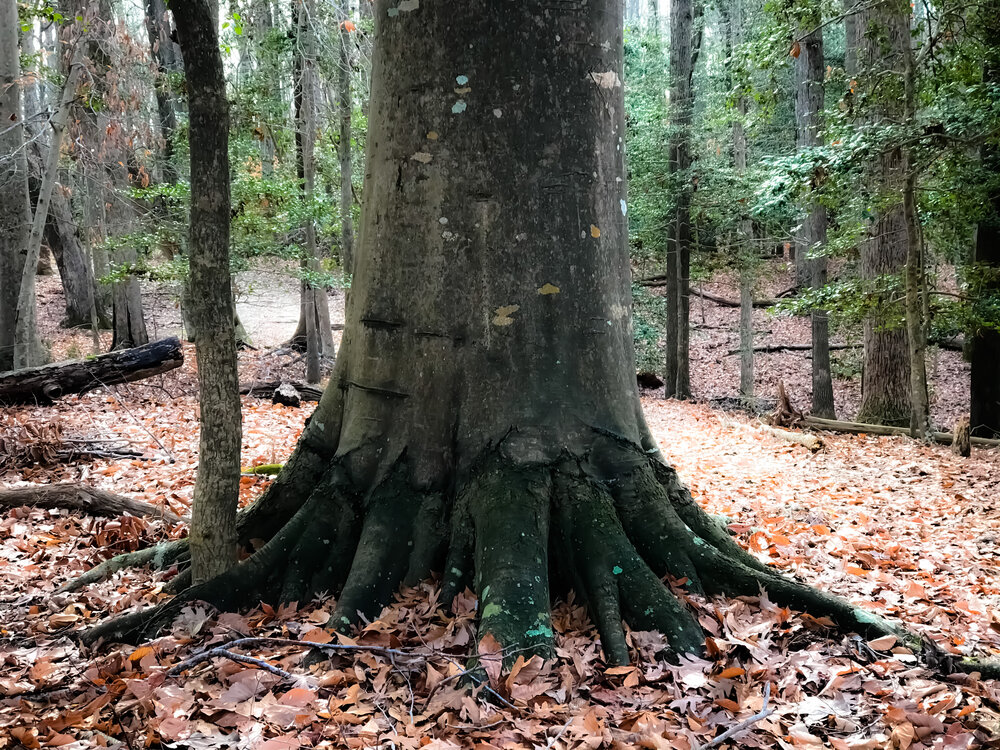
695 682 774 750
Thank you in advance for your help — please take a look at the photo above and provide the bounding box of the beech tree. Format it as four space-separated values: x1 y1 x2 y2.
81 0 919 663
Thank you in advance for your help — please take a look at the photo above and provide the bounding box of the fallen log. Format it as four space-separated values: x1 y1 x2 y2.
725 343 858 356
0 337 183 405
761 424 824 452
0 483 186 523
801 416 1000 448
240 380 324 402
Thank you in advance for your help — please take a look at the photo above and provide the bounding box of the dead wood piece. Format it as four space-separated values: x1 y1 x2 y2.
952 416 972 458
635 280 776 308
725 343 858 356
240 380 324 402
761 425 824 452
272 383 301 407
769 381 805 428
0 337 183 405
801 416 1000 448
0 483 186 524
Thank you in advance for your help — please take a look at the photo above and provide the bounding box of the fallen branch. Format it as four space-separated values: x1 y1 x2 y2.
0 484 186 524
0 337 184 405
725 343 858 356
802 416 1000 448
760 425 824 452
635 281 776 308
695 683 774 750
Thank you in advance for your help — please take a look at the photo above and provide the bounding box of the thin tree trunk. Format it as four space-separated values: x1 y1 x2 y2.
172 0 242 583
970 0 1000 438
14 38 88 369
290 0 333 361
0 0 33 371
739 269 754 398
338 11 354 279
144 0 182 186
795 19 835 419
901 31 929 437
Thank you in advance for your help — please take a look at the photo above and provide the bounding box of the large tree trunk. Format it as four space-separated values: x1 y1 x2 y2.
0 0 33 372
855 0 911 426
971 0 1000 439
794 20 835 419
144 0 182 186
83 0 910 667
172 0 243 584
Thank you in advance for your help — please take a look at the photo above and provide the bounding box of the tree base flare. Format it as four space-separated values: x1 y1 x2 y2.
76 436 924 669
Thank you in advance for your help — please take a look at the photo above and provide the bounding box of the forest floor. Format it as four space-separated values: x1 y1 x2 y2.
1 261 996 748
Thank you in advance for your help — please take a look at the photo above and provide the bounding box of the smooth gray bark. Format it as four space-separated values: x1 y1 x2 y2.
0 0 33 371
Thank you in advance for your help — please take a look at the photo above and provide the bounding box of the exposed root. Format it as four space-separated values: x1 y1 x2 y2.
56 540 189 595
77 440 992 679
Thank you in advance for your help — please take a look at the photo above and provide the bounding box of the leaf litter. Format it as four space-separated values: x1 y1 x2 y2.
0 345 998 748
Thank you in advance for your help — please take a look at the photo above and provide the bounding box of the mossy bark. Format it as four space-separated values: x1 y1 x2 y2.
81 0 914 667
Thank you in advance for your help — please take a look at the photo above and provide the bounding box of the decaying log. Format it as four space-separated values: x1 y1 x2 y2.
0 483 186 523
240 380 324 402
0 337 183 405
801 416 1000 448
726 343 858 356
761 425 824 452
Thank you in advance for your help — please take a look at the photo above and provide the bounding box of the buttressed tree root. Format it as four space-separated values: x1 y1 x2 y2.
72 431 999 679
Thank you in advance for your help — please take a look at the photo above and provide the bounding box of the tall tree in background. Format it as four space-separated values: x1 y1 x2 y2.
0 0 33 371
290 0 334 364
664 0 694 398
338 7 354 278
794 9 835 418
855 0 911 426
171 0 243 582
87 0 910 670
971 0 1000 438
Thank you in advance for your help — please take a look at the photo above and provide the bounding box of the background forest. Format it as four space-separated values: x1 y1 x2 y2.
2 0 999 437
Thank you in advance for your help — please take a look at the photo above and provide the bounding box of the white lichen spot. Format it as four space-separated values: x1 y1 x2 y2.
426 131 439 140
452 100 467 114
609 303 627 320
387 6 398 16
515 232 527 242
454 86 472 94
441 230 454 239
589 71 622 89
620 199 628 216
537 283 560 295
492 304 520 326
410 151 433 163
438 216 448 225
493 108 503 118
397 0 419 10
456 74 469 85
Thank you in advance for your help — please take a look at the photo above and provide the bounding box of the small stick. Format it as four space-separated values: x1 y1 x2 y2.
695 682 774 750
167 646 296 682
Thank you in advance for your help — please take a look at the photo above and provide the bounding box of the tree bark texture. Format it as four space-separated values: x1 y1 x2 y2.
144 0 183 186
82 0 911 667
0 0 33 372
855 0 911 426
172 0 243 584
339 14 355 278
971 1 1000 439
794 21 835 419
290 0 334 365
